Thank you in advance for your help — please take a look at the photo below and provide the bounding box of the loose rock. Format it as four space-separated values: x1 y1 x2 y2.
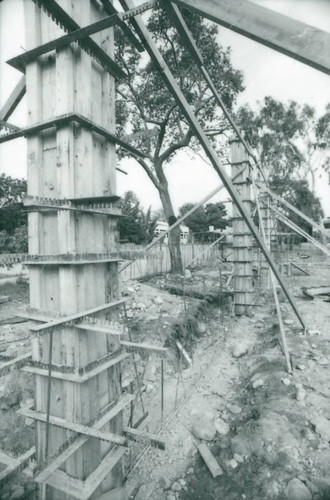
171 481 182 492
296 389 306 401
263 479 280 498
252 378 264 389
214 417 230 436
232 343 249 358
311 415 330 442
191 417 216 441
285 478 312 500
233 453 244 463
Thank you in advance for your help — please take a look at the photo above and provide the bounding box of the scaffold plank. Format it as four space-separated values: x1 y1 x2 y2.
30 298 129 335
18 408 127 445
123 427 166 450
0 447 36 484
120 340 167 358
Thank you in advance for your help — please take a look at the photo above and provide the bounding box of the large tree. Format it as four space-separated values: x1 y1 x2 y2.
236 97 330 190
115 7 243 273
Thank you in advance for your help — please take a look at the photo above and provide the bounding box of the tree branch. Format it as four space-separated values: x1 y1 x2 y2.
133 157 162 191
158 128 193 165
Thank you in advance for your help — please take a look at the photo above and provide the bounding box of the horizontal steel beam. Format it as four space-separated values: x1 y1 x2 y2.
170 0 330 75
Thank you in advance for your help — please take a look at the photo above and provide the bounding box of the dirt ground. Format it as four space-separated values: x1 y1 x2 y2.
0 244 329 500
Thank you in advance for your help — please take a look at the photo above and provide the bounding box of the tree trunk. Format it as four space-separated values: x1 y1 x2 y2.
158 184 184 275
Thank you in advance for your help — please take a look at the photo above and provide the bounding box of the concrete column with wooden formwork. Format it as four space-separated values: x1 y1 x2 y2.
23 1 125 498
230 135 254 315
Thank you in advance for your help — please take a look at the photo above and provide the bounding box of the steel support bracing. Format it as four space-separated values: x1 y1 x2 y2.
119 0 306 330
170 0 330 75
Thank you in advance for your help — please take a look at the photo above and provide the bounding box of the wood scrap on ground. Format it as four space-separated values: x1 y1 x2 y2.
193 440 223 478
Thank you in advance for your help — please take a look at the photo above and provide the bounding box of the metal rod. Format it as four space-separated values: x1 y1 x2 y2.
161 359 164 423
45 331 53 458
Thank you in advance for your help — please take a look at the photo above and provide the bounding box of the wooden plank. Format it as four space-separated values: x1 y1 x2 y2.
123 427 166 450
193 441 223 478
120 340 167 358
25 257 120 265
0 352 32 374
30 298 129 334
43 469 84 499
34 394 134 484
82 446 126 499
172 0 330 75
18 312 55 322
22 352 131 382
0 112 146 158
0 76 26 121
290 261 310 276
0 447 35 484
18 408 127 446
76 323 122 335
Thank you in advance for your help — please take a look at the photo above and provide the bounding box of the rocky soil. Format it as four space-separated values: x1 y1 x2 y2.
0 247 329 500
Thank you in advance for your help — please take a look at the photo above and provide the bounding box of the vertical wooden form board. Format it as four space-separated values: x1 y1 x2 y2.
24 1 122 499
230 137 254 315
258 188 270 289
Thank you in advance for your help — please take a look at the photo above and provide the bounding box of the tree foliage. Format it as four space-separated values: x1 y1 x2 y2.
0 174 27 234
236 97 330 189
0 175 27 253
118 191 157 244
270 178 324 235
179 202 227 241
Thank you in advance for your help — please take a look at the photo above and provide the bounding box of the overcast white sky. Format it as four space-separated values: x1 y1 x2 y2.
1 0 330 214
